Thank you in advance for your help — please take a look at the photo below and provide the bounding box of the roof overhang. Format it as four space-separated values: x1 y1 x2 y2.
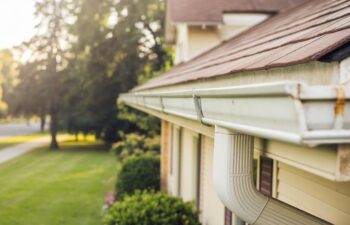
121 81 350 146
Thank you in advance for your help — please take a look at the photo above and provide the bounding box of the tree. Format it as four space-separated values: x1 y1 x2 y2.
15 0 69 149
61 0 171 142
11 0 171 144
0 49 18 118
9 60 48 132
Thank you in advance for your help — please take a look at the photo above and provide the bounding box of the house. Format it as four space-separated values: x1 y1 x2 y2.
121 0 350 224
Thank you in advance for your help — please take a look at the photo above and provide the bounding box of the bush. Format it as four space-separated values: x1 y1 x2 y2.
111 133 160 161
116 153 160 198
103 191 201 225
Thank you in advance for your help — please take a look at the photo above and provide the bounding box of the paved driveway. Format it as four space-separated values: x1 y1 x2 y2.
0 135 69 165
0 122 42 138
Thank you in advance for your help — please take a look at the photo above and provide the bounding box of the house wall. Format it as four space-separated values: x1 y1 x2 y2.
175 24 189 63
217 25 248 41
167 125 181 196
162 119 350 225
175 22 265 64
164 123 245 225
340 56 350 84
160 120 170 192
187 26 221 61
200 136 225 225
179 128 199 201
276 162 350 225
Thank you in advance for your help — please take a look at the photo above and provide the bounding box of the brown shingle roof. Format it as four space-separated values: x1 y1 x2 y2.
169 0 309 24
137 0 350 91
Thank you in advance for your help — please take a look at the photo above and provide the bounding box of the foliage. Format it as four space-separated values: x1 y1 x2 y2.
111 132 160 161
0 49 18 118
12 0 71 149
116 154 160 197
9 61 48 122
118 102 160 136
104 190 201 225
60 0 171 142
9 0 172 144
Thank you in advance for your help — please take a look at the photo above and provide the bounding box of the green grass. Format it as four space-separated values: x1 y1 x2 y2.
0 138 117 225
0 132 50 150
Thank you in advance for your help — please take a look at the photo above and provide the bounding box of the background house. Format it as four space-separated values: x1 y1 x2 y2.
122 0 350 224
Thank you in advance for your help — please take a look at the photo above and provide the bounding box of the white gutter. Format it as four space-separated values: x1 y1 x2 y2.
121 81 346 224
120 81 350 146
213 127 331 225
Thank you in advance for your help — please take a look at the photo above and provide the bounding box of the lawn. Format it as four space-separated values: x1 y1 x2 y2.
0 137 117 225
0 132 50 150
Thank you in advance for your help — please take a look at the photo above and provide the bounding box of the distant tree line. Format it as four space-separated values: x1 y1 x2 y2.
3 0 172 149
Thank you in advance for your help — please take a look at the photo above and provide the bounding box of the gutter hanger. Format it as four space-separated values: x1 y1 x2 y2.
213 126 331 225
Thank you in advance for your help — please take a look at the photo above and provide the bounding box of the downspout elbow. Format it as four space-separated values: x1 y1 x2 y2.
212 126 331 225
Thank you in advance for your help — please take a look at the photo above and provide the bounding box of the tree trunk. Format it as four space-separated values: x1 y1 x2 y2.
95 129 102 140
50 110 59 150
40 114 46 133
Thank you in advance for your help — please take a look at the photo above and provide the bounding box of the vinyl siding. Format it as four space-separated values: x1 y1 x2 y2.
179 128 198 201
277 162 350 225
168 125 181 196
160 120 170 193
201 136 225 225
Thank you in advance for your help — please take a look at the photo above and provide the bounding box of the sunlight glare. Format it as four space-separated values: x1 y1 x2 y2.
0 0 36 50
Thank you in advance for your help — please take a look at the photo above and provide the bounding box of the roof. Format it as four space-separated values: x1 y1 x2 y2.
137 0 350 91
169 0 309 24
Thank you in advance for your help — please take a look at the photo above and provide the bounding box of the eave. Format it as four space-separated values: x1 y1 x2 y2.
121 81 350 182
121 81 350 146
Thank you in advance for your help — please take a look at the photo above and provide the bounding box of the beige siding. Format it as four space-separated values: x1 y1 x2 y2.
188 26 221 60
201 136 225 225
217 25 248 40
168 125 181 196
179 128 198 201
277 162 350 225
160 120 170 193
256 139 338 181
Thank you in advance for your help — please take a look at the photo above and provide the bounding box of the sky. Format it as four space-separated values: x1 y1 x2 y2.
0 0 36 50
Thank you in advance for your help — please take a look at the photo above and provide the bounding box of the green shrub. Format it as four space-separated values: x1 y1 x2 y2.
116 153 160 198
104 191 201 225
111 133 160 160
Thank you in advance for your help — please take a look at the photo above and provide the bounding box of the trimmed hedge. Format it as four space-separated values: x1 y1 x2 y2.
104 191 201 225
116 153 160 198
111 133 160 161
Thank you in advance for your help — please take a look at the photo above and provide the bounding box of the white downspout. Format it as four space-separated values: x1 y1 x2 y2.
213 126 331 225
